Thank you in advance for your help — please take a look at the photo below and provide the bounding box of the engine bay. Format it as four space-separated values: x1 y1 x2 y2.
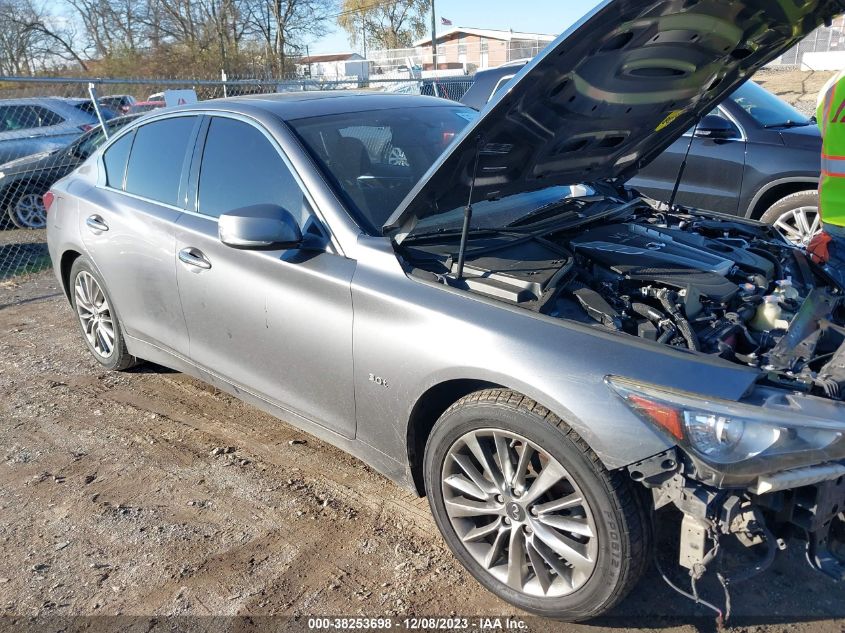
402 196 845 401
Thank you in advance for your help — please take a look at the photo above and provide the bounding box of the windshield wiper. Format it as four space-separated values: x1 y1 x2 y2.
763 120 811 129
403 225 527 242
504 197 596 228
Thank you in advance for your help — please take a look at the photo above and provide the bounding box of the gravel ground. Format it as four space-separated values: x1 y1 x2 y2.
1 272 843 632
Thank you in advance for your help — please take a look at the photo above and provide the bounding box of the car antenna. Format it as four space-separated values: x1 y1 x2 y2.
455 135 484 280
667 118 700 210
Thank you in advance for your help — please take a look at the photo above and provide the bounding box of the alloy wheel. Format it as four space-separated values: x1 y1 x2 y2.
772 205 820 248
441 428 598 598
74 271 115 358
12 193 47 229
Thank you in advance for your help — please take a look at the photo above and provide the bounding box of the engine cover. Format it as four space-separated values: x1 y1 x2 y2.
570 223 741 302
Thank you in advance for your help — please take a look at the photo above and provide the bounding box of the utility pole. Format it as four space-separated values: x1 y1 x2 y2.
362 15 367 58
306 44 312 78
430 0 437 70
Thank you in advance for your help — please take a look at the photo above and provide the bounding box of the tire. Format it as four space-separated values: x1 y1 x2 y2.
759 190 820 248
8 189 48 229
69 257 138 371
423 389 650 621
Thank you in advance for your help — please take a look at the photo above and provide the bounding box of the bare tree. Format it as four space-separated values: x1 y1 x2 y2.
2 0 89 72
338 0 427 50
244 0 335 75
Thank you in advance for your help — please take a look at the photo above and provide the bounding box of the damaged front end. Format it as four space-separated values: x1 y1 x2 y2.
623 443 845 620
400 192 845 618
612 373 845 619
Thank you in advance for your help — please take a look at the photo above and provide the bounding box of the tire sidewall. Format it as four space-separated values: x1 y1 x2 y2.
69 257 127 370
424 400 630 620
759 190 818 226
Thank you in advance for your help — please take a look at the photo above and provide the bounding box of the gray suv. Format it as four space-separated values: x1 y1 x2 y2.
47 0 845 621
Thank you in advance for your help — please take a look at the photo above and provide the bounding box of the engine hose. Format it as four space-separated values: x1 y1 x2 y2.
657 325 677 344
630 302 665 323
643 287 701 351
748 247 784 281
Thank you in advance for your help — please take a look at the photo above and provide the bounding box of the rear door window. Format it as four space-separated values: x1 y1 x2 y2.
0 105 62 132
30 106 64 127
197 116 311 224
102 131 134 188
124 117 197 206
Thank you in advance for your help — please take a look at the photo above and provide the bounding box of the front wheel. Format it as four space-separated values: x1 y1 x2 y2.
759 190 820 248
423 389 650 621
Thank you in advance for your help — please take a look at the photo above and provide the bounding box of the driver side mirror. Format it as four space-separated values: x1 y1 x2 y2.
693 114 737 139
218 204 302 250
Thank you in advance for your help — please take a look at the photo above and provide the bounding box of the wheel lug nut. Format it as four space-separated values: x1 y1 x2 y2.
523 525 533 535
513 489 522 497
529 507 538 516
495 494 504 503
504 517 511 525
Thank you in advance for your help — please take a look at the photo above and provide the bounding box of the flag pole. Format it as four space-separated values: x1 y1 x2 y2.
430 0 437 70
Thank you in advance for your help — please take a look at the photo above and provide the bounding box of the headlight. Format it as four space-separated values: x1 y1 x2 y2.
608 377 844 477
0 171 5 180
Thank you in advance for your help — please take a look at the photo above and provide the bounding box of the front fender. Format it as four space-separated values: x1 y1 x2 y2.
351 238 759 471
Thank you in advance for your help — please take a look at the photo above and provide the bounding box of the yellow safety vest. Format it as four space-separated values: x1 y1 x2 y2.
817 76 845 228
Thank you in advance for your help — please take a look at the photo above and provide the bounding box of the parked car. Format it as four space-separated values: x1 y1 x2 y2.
98 94 137 115
47 0 845 622
461 65 823 247
130 100 166 114
419 77 473 101
0 114 139 229
0 98 116 165
459 59 533 110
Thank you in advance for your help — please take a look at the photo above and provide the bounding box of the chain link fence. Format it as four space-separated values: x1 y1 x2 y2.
0 74 474 284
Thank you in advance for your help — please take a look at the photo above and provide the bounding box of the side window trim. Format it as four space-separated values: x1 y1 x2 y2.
186 115 210 215
119 128 136 191
488 74 515 102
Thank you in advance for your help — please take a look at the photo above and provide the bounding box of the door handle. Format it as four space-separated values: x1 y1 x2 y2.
179 247 212 270
86 215 109 232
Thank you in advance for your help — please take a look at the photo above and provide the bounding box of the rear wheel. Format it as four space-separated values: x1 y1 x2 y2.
8 190 47 229
69 257 138 371
423 389 650 621
760 190 820 248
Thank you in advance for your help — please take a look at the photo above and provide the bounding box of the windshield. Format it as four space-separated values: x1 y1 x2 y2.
287 105 476 234
728 80 811 128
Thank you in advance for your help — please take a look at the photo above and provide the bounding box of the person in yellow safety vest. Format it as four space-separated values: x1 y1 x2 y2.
808 68 845 287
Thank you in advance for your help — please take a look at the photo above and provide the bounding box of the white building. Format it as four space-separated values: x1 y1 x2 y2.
296 52 370 80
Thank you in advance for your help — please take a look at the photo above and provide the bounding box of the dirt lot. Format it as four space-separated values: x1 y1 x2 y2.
754 67 836 115
0 271 843 632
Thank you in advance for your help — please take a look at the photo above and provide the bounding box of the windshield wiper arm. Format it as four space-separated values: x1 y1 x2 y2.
763 120 810 129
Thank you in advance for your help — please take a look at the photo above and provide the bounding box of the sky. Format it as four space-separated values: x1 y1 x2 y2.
309 0 603 54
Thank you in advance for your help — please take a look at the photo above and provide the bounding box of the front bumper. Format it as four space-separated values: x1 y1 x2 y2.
632 450 845 581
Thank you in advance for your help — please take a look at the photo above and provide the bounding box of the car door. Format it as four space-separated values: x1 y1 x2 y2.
629 107 747 215
0 105 55 162
174 114 357 438
79 115 200 356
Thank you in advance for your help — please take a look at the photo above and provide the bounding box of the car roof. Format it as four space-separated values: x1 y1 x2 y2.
0 97 91 106
179 91 463 120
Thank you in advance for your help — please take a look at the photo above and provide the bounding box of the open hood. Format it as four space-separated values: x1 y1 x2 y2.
383 0 844 241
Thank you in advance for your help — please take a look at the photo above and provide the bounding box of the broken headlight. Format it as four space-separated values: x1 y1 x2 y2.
608 377 844 480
